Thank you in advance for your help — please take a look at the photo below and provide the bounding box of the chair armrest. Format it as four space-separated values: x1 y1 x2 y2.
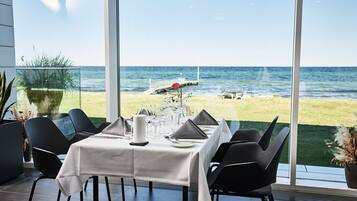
208 163 220 176
98 122 111 132
221 142 264 165
231 128 260 142
208 161 265 192
69 133 88 144
211 140 248 163
32 147 62 178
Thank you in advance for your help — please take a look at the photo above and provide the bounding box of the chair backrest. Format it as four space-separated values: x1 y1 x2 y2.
52 113 76 139
231 129 260 142
68 108 98 133
32 147 62 178
51 113 69 120
24 117 70 155
258 116 279 150
263 127 290 185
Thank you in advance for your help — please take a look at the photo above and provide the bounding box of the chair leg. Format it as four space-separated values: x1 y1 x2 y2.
105 176 112 201
210 189 214 201
133 179 137 193
215 191 219 201
66 196 71 201
268 194 275 201
93 176 99 201
182 186 188 201
84 180 89 191
149 181 153 192
57 189 61 201
28 176 45 201
84 176 93 191
121 178 126 201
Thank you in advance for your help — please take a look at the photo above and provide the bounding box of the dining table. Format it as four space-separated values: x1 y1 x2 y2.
56 118 232 201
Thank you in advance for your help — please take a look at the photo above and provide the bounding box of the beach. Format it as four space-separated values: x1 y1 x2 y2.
81 66 357 99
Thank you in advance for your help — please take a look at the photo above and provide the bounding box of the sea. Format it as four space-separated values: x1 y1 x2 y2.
79 66 357 99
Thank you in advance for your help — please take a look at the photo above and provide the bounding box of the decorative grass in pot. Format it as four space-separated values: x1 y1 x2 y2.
17 53 76 117
327 116 357 188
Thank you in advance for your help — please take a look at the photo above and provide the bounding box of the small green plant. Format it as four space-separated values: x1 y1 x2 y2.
0 71 15 124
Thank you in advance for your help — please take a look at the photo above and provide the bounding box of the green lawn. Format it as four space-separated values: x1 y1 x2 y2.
238 121 337 167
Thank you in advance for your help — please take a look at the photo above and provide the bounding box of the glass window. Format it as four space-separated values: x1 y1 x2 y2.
119 0 294 183
297 0 357 188
13 1 106 125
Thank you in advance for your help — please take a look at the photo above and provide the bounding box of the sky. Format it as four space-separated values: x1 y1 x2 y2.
13 0 357 66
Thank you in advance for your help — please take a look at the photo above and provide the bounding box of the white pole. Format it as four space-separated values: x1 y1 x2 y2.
104 0 120 121
289 0 303 187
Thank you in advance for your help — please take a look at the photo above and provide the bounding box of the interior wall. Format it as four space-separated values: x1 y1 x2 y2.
0 0 16 117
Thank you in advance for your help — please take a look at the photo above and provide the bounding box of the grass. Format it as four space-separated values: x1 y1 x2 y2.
120 94 357 127
238 121 337 167
17 91 357 167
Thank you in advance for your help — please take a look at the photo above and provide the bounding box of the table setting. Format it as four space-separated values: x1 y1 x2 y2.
56 106 232 201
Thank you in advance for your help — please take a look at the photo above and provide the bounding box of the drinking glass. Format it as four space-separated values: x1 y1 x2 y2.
124 121 133 140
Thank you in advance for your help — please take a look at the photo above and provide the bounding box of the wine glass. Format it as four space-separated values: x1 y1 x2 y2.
124 119 133 140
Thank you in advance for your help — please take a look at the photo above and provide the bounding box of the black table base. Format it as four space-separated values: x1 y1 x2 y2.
92 177 189 201
183 186 189 201
93 176 99 201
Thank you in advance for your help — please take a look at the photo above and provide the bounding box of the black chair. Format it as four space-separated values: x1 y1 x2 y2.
211 116 279 163
25 117 73 155
68 108 110 134
231 116 279 149
52 113 86 141
24 117 112 201
208 127 290 201
29 147 83 201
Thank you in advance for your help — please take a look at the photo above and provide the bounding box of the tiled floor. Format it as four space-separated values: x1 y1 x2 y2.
0 168 356 201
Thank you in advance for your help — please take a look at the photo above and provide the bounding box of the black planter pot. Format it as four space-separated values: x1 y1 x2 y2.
0 121 24 184
345 164 357 188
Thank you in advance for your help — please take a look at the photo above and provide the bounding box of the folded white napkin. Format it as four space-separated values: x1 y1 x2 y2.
101 116 129 136
171 119 208 139
192 109 218 125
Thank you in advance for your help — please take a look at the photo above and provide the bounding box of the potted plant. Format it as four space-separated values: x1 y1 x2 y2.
17 53 76 117
11 104 37 162
0 71 23 184
328 116 357 188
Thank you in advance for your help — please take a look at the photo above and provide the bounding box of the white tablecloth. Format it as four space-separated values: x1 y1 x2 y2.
56 119 232 201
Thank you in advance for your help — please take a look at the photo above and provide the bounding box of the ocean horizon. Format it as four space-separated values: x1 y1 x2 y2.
79 66 357 99
81 66 357 68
